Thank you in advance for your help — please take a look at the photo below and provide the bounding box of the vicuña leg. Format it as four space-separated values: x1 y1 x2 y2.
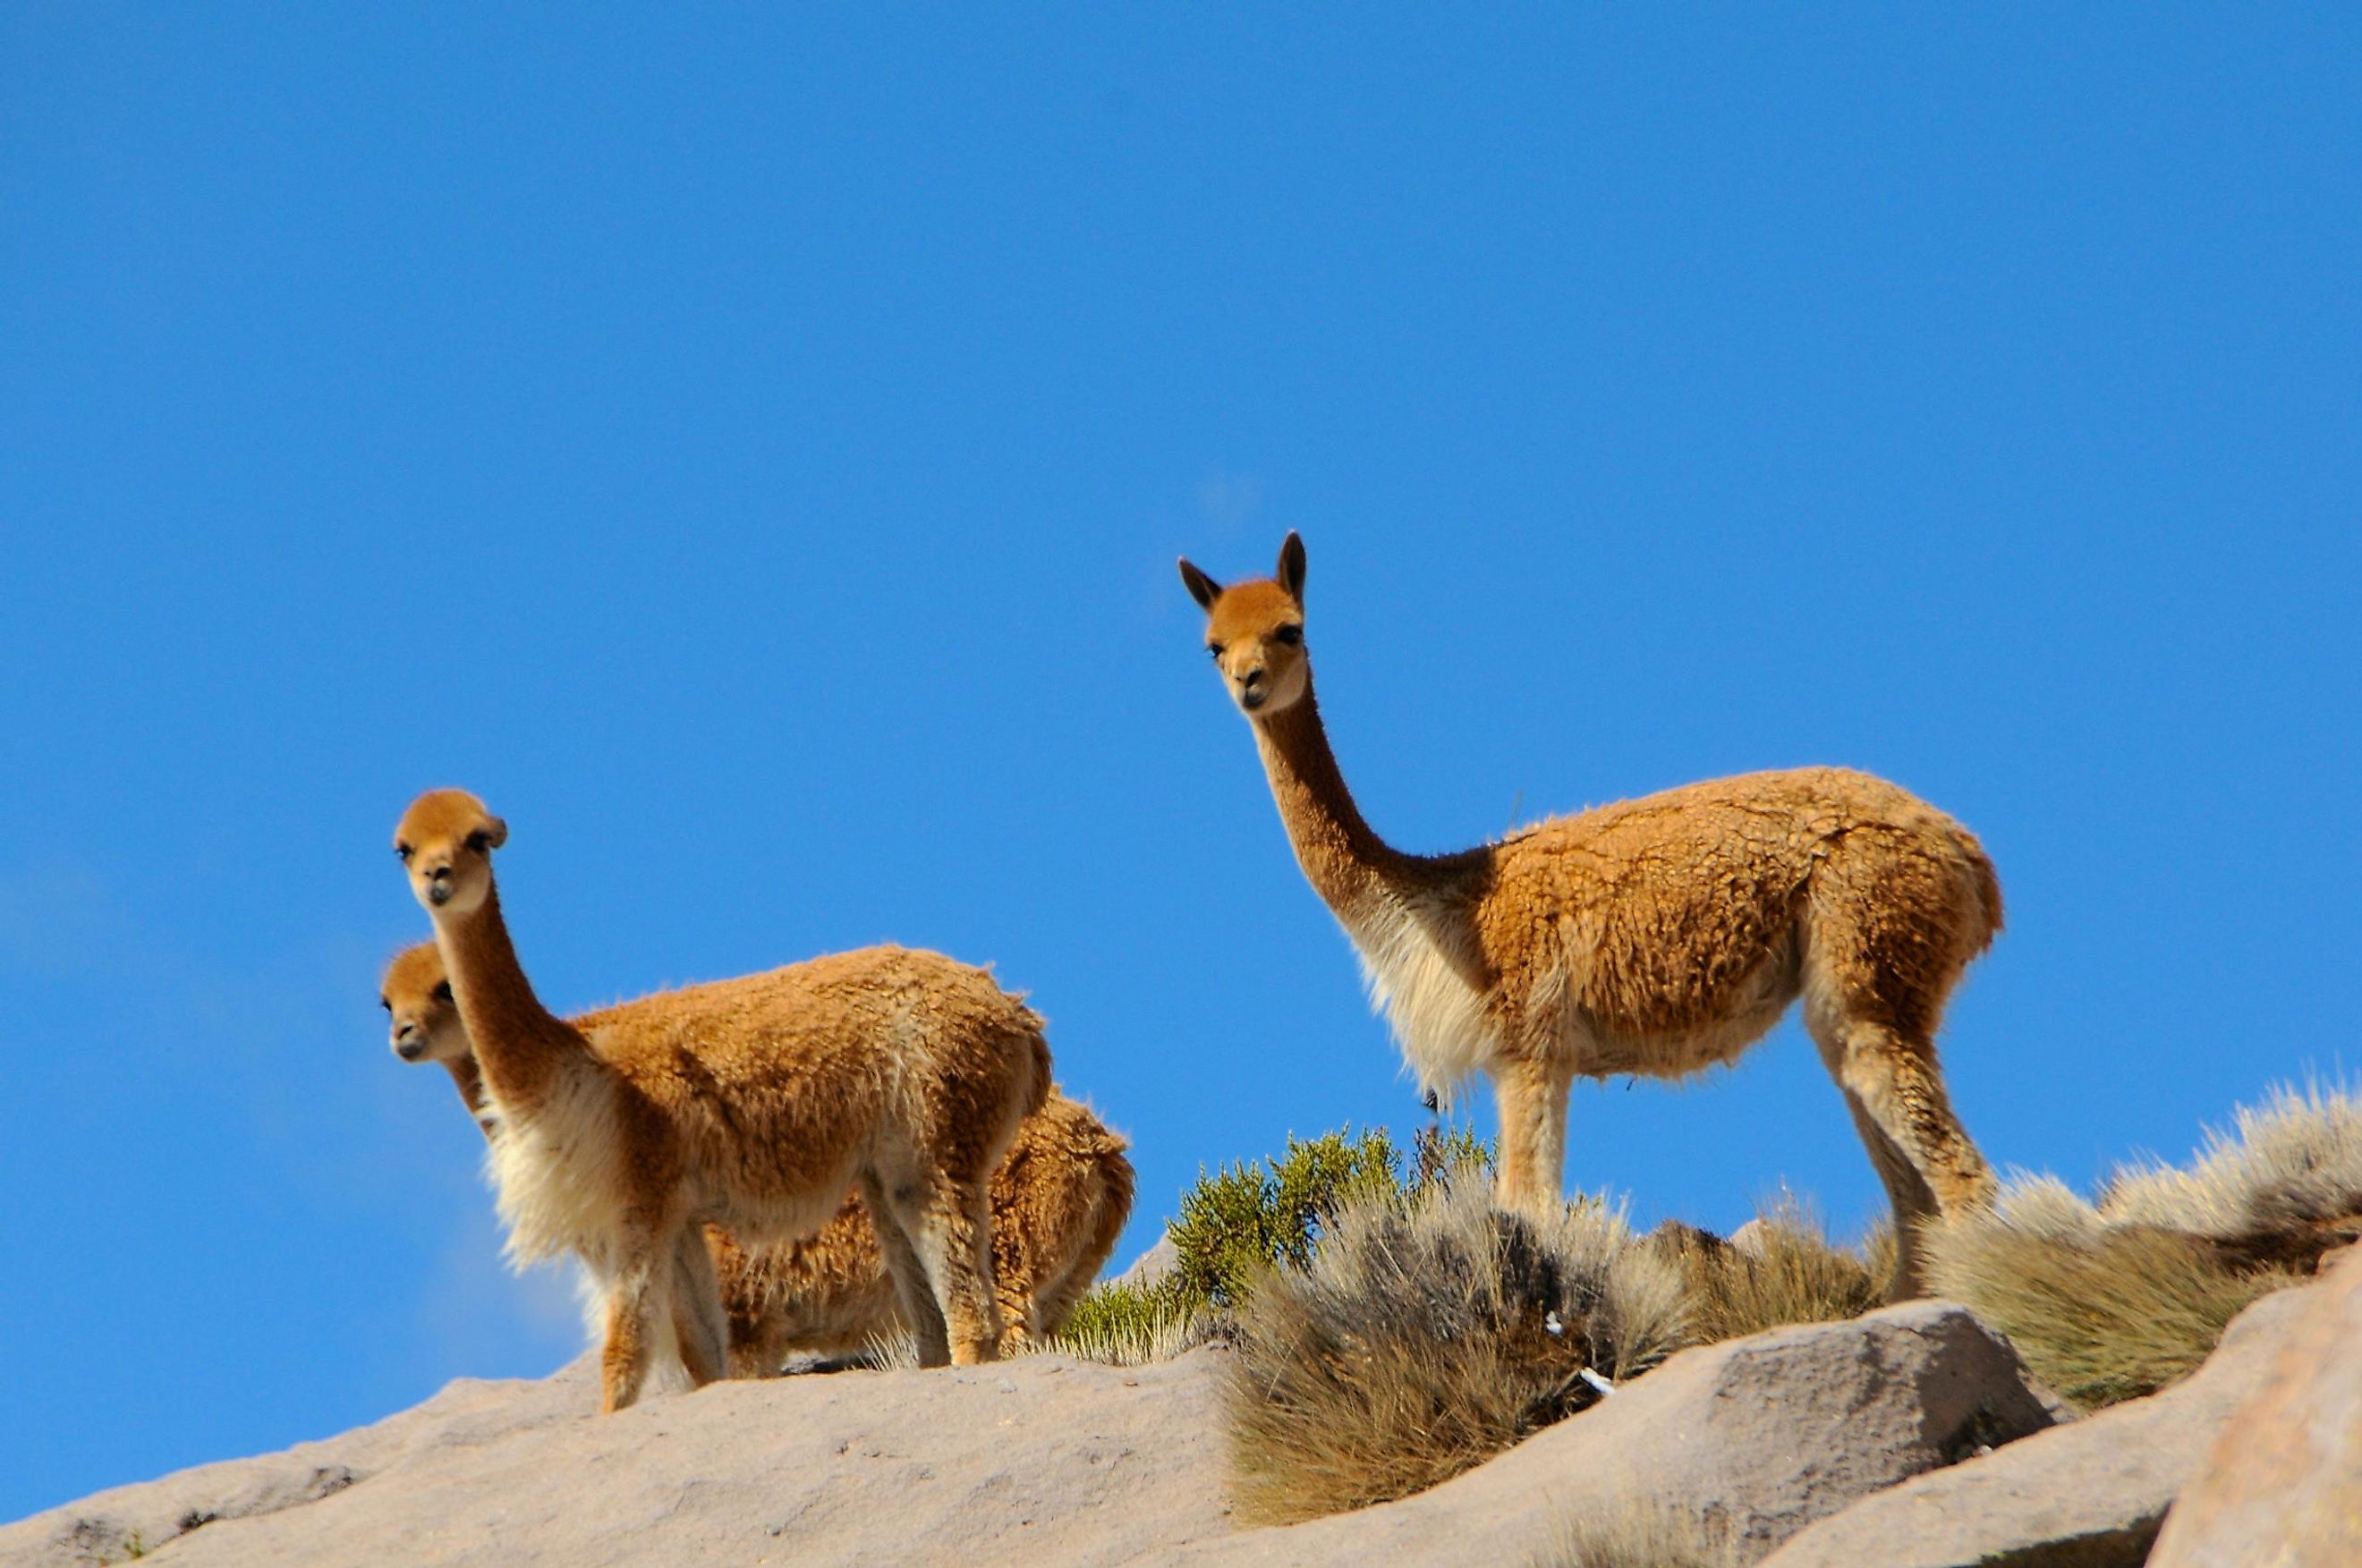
861 1174 952 1368
994 1251 1040 1356
1833 1083 1941 1298
667 1225 729 1387
1809 1010 1994 1297
904 1175 1003 1365
1491 1054 1574 1217
599 1236 663 1413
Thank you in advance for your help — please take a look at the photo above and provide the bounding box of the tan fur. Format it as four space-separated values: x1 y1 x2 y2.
382 942 1134 1368
1178 536 2001 1295
391 790 1052 1409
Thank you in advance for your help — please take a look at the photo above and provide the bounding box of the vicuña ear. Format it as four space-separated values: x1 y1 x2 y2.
1276 531 1306 601
481 817 508 850
1177 557 1224 612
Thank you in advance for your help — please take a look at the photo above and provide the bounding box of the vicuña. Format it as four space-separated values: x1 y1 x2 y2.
381 941 1133 1367
1177 534 2001 1294
391 789 1049 1409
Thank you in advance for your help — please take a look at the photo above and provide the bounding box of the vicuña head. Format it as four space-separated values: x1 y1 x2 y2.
380 941 463 1065
1179 531 1310 716
393 789 507 918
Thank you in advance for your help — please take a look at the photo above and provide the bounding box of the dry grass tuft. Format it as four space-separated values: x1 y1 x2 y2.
1925 1081 2360 1409
1650 1207 1885 1343
1225 1178 1687 1527
1924 1220 2298 1408
1528 1494 1740 1568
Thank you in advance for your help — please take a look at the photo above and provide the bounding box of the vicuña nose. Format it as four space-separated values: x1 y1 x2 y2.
1238 666 1265 688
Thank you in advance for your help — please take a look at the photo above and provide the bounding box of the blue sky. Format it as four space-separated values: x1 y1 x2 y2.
4 4 2358 1521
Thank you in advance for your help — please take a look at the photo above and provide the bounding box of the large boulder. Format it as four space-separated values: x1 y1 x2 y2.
2148 1248 2362 1567
1153 1301 2056 1566
0 1350 1234 1568
1759 1284 2312 1568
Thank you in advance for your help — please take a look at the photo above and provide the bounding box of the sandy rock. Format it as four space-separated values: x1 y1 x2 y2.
2148 1250 2362 1567
1759 1284 2313 1568
1 1350 1233 1568
1152 1301 2054 1567
0 1359 599 1567
1112 1232 1178 1292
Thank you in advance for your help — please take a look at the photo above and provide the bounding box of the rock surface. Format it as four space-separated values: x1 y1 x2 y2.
2148 1248 2362 1568
1151 1301 2056 1566
0 1350 1233 1568
1759 1284 2310 1568
1109 1232 1177 1292
0 1363 599 1567
0 1301 2065 1568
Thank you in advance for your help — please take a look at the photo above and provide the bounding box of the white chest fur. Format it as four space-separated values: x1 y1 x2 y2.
1340 891 1500 1105
484 1066 627 1272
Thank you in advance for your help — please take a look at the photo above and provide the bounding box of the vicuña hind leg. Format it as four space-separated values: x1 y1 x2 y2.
1491 1055 1573 1217
898 1175 1003 1365
666 1226 729 1387
1809 1011 1994 1298
861 1174 952 1368
1834 1085 1943 1299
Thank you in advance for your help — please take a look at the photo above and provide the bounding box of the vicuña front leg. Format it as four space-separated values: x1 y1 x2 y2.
1491 1055 1574 1217
599 1237 663 1413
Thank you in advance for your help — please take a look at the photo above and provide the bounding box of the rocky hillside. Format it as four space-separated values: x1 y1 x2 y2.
10 1254 2353 1568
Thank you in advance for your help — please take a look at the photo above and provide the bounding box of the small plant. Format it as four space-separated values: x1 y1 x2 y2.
1167 1125 1474 1309
1052 1124 1491 1365
1052 1282 1221 1367
1529 1496 1739 1568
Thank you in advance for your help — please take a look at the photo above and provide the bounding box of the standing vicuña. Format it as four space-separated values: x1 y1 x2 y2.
1177 535 2001 1294
380 941 1134 1365
392 789 1049 1409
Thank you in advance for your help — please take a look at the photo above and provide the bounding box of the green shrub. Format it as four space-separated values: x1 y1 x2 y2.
1052 1124 1492 1364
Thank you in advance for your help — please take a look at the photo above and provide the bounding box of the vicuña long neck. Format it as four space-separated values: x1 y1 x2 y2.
1251 681 1449 920
430 886 588 1115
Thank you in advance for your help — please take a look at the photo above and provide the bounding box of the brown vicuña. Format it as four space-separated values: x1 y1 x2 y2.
1177 535 2001 1294
382 941 1134 1365
391 789 1050 1409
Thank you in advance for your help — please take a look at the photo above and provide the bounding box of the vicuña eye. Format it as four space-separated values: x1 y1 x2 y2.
395 843 413 861
1207 643 1226 660
378 996 391 1012
1272 624 1303 646
434 982 454 1003
464 831 489 853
